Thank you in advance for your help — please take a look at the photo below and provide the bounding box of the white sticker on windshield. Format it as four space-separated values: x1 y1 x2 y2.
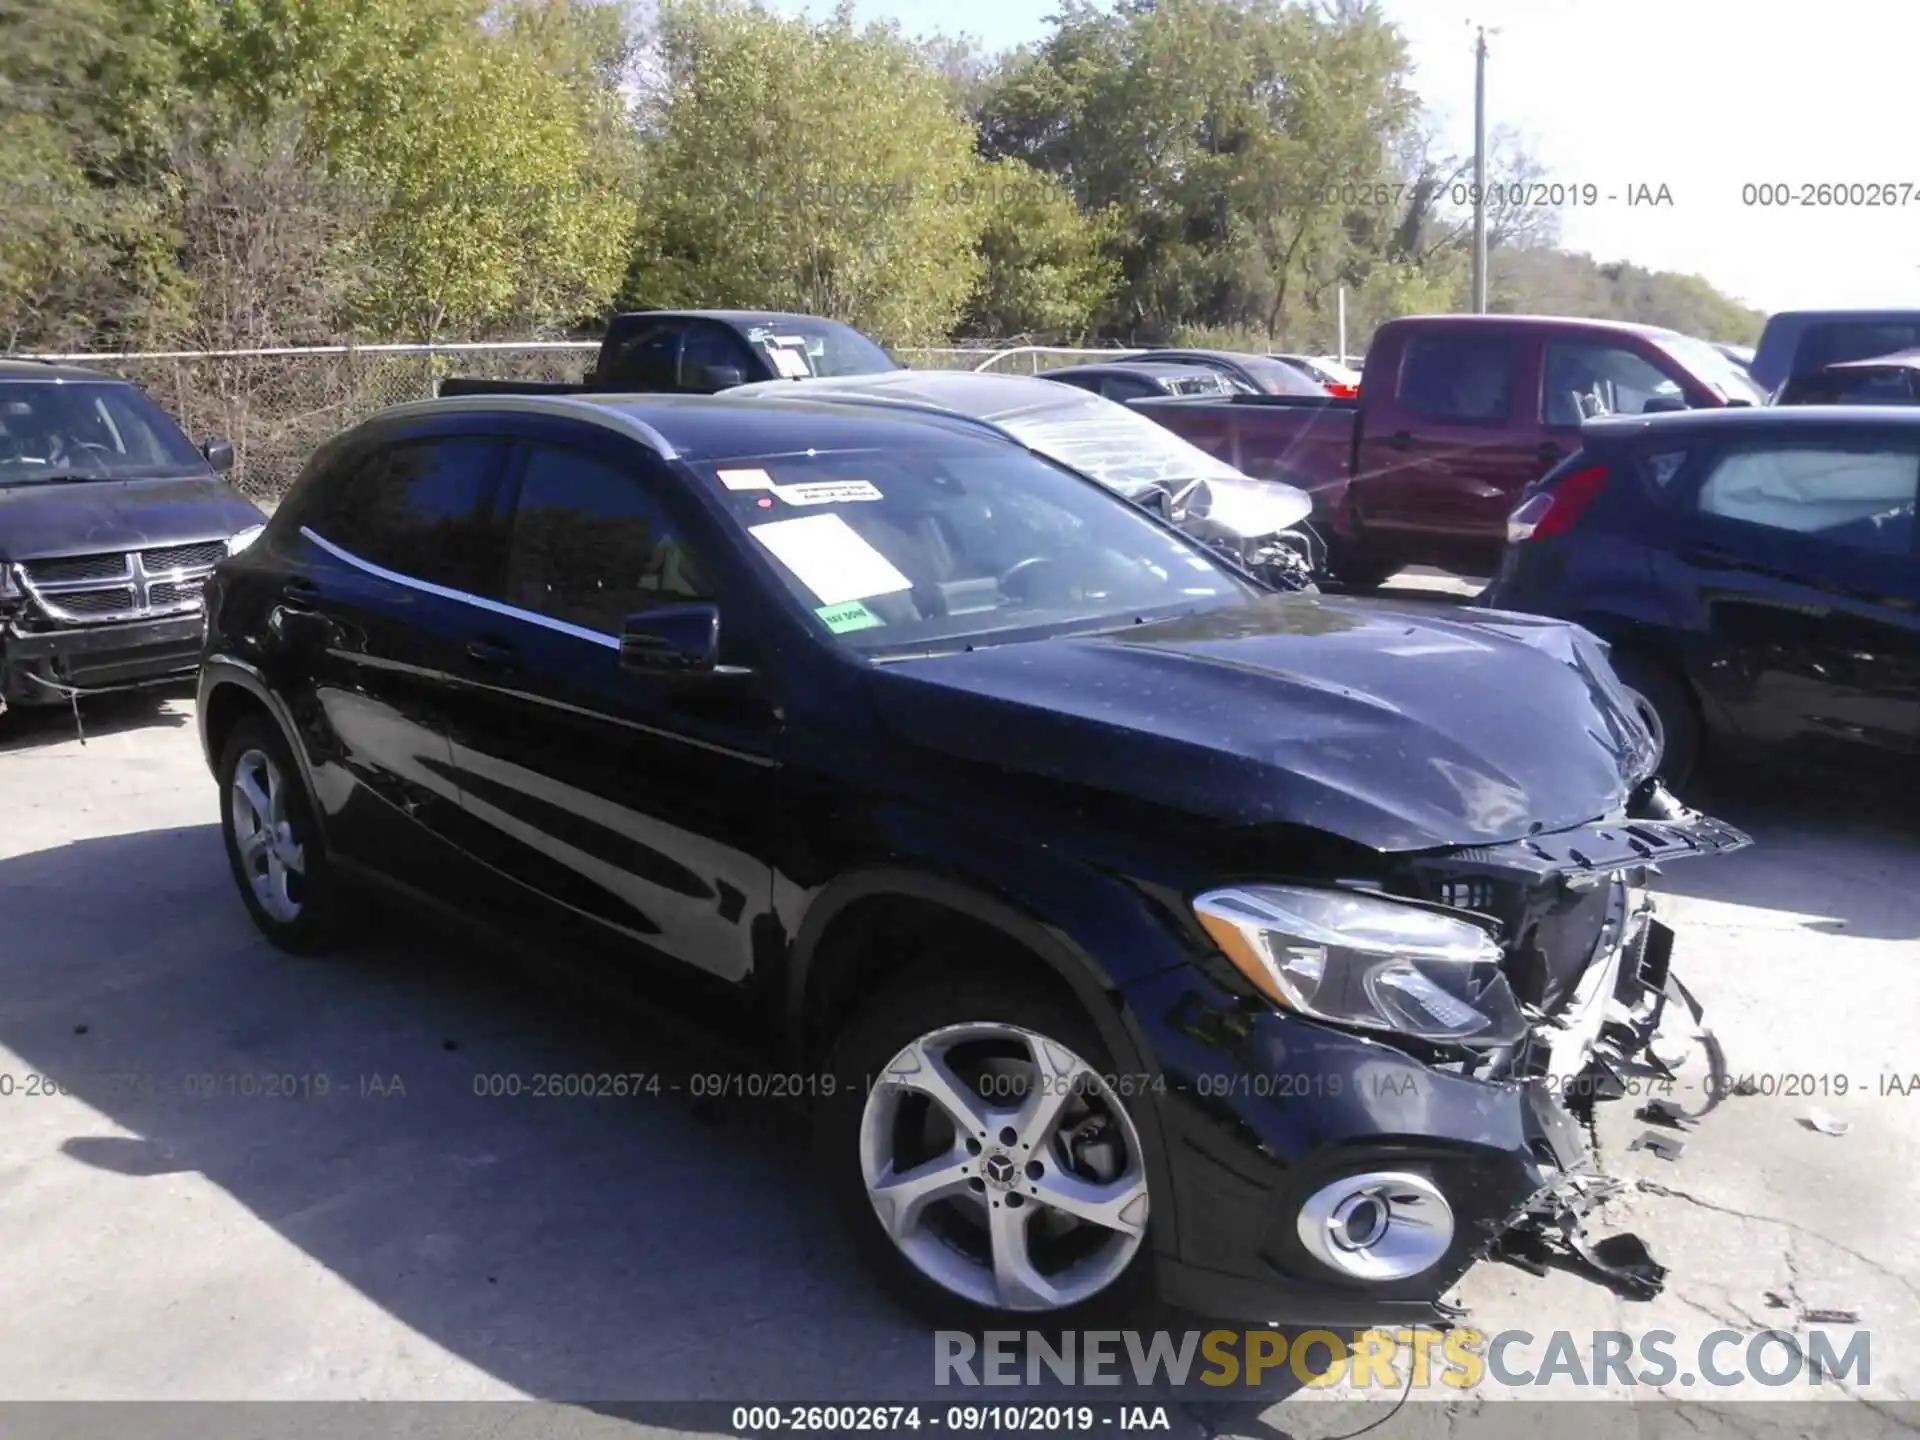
773 480 882 506
749 513 911 605
717 467 775 491
768 347 812 379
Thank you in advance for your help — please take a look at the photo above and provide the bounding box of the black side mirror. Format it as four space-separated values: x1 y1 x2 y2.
619 602 732 674
704 365 747 390
1641 394 1688 415
202 437 235 473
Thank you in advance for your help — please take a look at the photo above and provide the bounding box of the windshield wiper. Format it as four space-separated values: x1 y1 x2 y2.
0 470 106 485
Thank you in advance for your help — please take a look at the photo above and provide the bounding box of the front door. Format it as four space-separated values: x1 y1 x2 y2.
441 430 786 985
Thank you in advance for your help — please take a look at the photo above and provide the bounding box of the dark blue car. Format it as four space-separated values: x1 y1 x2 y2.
1484 406 1920 783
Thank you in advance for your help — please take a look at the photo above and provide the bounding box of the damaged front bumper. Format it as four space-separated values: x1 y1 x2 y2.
1140 785 1750 1326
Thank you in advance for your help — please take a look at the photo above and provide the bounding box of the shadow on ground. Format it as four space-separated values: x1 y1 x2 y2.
0 823 1310 1420
1651 762 1920 941
0 685 193 753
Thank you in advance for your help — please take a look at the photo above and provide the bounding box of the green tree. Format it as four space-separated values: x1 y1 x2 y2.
155 0 638 336
959 159 1118 340
626 0 985 344
977 0 1417 344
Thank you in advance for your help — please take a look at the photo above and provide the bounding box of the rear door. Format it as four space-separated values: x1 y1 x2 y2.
1353 326 1545 547
440 427 785 983
1662 430 1920 756
272 427 513 886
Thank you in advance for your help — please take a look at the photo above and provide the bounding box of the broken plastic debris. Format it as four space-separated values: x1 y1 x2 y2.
1636 1098 1693 1130
1804 1108 1851 1137
1801 1307 1861 1325
1629 1130 1686 1161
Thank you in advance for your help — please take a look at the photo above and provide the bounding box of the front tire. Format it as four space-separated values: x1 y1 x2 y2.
1611 651 1701 789
217 715 345 954
818 967 1160 1328
1324 537 1401 590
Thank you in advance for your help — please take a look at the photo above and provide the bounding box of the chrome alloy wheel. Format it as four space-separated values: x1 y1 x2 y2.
1626 687 1666 770
858 1021 1150 1312
229 747 306 924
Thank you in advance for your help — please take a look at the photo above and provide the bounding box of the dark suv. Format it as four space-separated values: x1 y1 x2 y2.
198 392 1747 1327
0 361 262 715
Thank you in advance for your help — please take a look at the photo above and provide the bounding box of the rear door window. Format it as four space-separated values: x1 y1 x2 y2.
1396 333 1516 426
1695 445 1918 557
302 437 511 592
602 323 682 388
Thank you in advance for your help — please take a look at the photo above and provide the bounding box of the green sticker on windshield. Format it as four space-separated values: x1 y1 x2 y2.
816 600 883 634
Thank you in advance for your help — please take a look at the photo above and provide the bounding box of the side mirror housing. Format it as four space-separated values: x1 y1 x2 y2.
202 437 235 473
619 602 724 674
703 364 747 390
1641 394 1688 414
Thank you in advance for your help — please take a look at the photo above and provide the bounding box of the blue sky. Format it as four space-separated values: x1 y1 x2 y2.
767 0 1920 315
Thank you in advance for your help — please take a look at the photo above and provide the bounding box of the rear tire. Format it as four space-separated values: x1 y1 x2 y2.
217 715 346 954
1325 537 1401 590
816 964 1161 1330
1610 651 1701 789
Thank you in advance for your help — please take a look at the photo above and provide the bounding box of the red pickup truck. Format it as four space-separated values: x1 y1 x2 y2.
1130 314 1767 585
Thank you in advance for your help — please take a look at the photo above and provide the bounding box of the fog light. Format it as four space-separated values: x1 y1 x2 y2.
1297 1171 1453 1281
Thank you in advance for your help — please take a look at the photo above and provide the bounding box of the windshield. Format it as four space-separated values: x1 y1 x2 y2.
0 380 206 484
740 319 901 380
1654 335 1769 405
694 443 1256 655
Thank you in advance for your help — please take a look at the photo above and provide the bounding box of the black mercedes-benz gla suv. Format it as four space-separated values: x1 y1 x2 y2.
197 392 1747 1327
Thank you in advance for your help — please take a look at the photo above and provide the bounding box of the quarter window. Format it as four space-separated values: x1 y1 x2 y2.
1696 446 1918 556
503 445 715 635
1396 333 1515 425
304 438 507 591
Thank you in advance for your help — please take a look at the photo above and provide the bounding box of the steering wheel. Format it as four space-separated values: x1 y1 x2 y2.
998 555 1061 600
53 439 114 475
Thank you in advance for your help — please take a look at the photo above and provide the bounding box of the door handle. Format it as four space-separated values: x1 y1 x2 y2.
464 638 518 670
1377 431 1417 450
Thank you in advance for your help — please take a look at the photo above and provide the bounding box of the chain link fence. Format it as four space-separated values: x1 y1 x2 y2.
22 341 1139 502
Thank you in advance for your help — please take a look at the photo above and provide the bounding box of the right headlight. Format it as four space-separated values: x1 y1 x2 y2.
1192 884 1527 1045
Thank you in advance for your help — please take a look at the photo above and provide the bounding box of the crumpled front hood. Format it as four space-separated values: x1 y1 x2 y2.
0 475 261 561
865 593 1656 852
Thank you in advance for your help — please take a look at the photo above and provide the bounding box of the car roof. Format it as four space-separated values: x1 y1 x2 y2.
356 390 1015 462
1381 313 1682 340
1045 361 1221 380
619 309 861 329
728 368 1101 422
1584 404 1920 438
1133 348 1264 363
0 358 122 383
1763 309 1920 323
1824 347 1920 371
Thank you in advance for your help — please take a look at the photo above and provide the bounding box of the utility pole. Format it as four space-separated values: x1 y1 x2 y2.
1471 25 1489 314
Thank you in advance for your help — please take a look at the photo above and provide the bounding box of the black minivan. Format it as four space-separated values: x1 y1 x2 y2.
0 360 263 715
198 391 1746 1327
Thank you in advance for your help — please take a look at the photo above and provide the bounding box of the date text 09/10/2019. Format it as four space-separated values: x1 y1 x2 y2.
730 1405 1166 1432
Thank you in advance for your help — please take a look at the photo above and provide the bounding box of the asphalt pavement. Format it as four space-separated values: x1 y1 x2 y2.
0 654 1915 1436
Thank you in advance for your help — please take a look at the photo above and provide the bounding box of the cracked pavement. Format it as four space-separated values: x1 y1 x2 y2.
0 669 1915 1435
